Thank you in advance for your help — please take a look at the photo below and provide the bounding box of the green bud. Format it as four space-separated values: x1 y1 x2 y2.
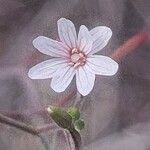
47 106 72 129
67 107 80 121
74 119 85 132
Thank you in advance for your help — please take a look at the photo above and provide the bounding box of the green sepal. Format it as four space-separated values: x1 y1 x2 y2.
47 106 73 129
67 107 80 121
74 119 85 132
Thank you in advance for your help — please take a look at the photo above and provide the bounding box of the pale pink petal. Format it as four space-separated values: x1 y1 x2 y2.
28 58 68 79
57 18 77 48
51 66 75 92
33 36 69 57
77 25 93 55
76 66 95 96
86 55 118 76
89 26 112 55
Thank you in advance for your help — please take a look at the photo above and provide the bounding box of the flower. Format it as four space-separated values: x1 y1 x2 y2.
28 18 118 96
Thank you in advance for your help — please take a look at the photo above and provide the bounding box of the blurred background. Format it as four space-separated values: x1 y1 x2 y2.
0 0 150 149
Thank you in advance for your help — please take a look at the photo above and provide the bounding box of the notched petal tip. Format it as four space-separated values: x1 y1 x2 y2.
79 25 90 34
105 57 119 76
50 79 67 93
80 25 87 30
57 17 75 29
77 82 94 96
105 27 113 39
27 68 36 79
79 25 93 41
110 60 119 76
32 36 43 47
79 90 90 96
90 26 112 36
57 17 67 23
57 17 73 24
50 78 64 93
50 85 63 93
104 27 112 39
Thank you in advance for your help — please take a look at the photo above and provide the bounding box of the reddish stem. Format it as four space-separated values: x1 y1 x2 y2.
55 89 77 107
111 31 150 61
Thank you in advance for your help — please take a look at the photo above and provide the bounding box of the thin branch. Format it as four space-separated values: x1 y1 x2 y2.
0 113 39 135
0 113 54 136
37 124 56 133
0 109 47 119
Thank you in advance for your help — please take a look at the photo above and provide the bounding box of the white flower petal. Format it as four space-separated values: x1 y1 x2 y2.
28 58 68 79
78 25 93 55
51 66 75 92
57 18 77 48
33 36 69 57
89 26 112 54
76 67 95 96
87 55 118 76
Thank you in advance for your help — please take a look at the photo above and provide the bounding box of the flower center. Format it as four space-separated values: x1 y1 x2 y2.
71 53 81 63
70 48 86 67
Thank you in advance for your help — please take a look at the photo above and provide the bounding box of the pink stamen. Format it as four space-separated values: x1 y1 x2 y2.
70 48 86 67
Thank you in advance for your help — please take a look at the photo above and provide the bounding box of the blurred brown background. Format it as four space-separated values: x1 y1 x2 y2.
0 0 150 149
